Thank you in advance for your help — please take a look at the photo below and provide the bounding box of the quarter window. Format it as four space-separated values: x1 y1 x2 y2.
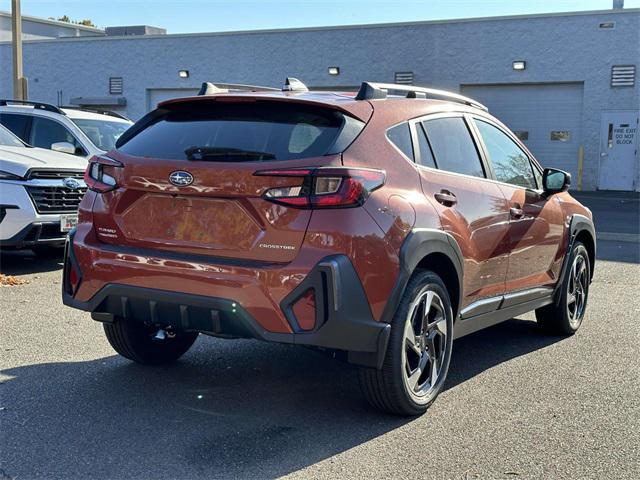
474 119 536 189
386 123 414 161
421 117 485 178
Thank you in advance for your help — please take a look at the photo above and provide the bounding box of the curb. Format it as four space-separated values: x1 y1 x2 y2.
597 232 640 244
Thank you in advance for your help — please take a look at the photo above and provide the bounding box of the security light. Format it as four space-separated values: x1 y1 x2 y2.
512 61 526 71
178 70 190 78
328 67 340 76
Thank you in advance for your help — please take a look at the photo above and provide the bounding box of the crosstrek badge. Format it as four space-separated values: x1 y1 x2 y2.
258 243 296 250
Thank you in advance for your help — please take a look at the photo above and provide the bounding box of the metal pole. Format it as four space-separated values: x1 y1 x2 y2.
11 0 25 100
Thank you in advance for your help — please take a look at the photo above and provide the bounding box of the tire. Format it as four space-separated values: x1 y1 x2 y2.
536 241 591 335
103 317 198 365
31 244 65 257
358 270 454 416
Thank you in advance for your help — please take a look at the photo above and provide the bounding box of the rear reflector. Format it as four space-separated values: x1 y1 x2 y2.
255 167 385 209
292 288 317 331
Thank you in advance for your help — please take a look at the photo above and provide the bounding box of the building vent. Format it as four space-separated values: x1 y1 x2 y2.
611 65 636 87
109 77 123 94
599 21 616 29
394 71 414 85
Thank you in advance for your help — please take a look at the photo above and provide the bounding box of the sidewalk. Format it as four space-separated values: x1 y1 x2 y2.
572 191 639 243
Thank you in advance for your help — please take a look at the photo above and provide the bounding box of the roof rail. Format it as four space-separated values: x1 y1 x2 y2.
60 106 131 121
0 99 65 115
354 82 488 111
197 82 279 95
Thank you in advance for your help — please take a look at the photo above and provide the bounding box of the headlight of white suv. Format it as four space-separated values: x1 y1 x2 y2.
0 170 23 180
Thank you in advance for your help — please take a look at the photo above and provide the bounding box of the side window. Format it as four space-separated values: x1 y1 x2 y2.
416 123 436 168
386 123 414 161
29 117 84 155
421 117 485 178
0 113 31 141
474 119 536 189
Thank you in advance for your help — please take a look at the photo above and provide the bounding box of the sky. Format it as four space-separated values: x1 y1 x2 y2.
3 0 640 33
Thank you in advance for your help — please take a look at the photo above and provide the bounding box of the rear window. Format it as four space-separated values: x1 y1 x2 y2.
117 101 362 161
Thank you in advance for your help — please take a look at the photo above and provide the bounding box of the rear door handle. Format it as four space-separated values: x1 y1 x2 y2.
510 207 524 218
434 190 457 206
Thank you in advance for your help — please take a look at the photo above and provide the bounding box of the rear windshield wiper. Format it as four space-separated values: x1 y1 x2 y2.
185 146 276 161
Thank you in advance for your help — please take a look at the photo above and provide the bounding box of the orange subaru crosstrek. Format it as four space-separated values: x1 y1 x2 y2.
63 78 595 415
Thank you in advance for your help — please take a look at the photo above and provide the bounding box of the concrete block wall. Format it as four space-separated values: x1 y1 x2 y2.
1 9 638 190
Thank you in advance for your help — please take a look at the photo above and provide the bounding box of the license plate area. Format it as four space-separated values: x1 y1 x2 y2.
60 214 78 233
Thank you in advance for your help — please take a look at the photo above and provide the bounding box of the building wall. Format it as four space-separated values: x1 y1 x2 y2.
0 9 638 190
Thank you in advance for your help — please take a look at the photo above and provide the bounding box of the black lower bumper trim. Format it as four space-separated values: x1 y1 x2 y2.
62 255 391 368
1 221 66 247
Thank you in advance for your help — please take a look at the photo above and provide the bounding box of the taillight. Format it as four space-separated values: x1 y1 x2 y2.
255 167 385 209
84 155 123 193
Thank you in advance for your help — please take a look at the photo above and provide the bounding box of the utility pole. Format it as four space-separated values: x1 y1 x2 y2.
12 0 26 100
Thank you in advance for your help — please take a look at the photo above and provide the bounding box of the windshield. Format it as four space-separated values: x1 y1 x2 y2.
0 125 26 148
71 119 131 151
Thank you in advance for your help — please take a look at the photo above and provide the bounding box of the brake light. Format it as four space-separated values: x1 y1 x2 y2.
84 155 123 193
255 167 385 209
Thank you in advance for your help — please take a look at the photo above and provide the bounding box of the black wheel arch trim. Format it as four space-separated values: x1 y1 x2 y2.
380 228 464 325
553 213 596 304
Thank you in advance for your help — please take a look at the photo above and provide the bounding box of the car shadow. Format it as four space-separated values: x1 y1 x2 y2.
0 249 63 275
0 317 563 480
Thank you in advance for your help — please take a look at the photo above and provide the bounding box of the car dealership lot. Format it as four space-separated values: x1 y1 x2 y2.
1 199 639 480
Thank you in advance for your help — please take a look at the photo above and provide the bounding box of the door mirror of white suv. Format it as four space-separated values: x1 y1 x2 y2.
51 141 76 155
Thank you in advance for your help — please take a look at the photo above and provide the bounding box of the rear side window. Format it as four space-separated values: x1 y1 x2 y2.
474 119 536 189
117 101 362 161
422 117 485 178
416 124 436 168
386 123 414 161
0 113 30 141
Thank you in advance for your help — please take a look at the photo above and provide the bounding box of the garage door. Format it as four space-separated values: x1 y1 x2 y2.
461 83 584 180
146 88 200 112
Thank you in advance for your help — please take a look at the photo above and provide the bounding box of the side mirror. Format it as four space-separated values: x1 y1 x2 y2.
543 168 571 194
51 141 76 155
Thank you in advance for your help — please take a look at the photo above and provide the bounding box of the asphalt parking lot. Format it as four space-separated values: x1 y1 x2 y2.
1 193 639 480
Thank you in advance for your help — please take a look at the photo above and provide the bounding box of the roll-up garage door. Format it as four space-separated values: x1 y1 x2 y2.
461 83 584 179
146 88 200 112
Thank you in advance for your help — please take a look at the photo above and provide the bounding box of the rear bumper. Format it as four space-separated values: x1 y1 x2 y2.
62 230 390 368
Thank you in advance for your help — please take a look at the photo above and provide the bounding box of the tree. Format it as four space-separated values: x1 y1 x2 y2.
56 15 96 27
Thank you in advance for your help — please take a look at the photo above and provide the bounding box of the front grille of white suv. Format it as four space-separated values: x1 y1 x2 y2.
25 185 87 213
27 170 84 180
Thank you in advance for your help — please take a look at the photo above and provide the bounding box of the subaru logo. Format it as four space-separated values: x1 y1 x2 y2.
169 171 194 186
62 177 82 190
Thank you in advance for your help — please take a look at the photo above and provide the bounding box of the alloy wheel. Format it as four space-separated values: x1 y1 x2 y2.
401 287 448 400
567 254 588 327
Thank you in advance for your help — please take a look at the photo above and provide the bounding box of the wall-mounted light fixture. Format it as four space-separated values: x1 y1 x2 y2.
328 67 340 76
512 61 526 71
178 70 190 78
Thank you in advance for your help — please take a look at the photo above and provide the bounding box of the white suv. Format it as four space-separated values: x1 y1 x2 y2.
0 124 87 254
0 100 133 159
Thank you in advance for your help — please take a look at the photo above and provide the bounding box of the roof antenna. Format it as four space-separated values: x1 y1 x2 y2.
197 82 228 95
282 77 309 92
